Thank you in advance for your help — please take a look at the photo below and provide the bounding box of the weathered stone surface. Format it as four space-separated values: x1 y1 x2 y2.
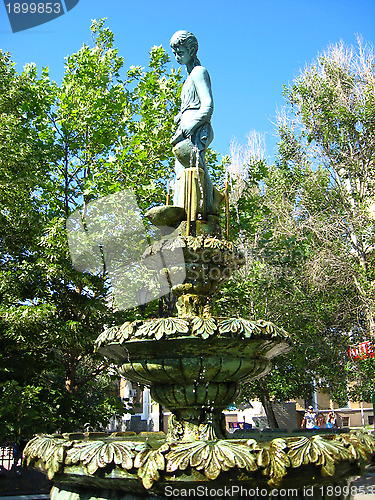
25 430 375 495
145 205 185 228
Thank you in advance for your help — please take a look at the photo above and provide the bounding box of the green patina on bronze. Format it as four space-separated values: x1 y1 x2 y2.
23 213 375 496
24 430 375 494
24 30 375 499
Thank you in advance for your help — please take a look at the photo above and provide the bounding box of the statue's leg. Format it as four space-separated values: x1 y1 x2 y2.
173 141 206 217
199 144 224 218
194 124 222 217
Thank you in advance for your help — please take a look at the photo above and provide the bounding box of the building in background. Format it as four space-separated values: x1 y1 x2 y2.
111 378 373 433
108 379 161 433
224 401 298 431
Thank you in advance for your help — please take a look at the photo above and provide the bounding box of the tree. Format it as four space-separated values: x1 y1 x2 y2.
285 37 375 338
0 19 183 440
216 37 375 425
282 38 375 404
215 141 352 426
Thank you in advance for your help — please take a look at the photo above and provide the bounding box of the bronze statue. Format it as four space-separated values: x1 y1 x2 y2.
170 30 222 221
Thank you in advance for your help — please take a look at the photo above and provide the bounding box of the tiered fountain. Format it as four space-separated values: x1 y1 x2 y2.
24 30 375 500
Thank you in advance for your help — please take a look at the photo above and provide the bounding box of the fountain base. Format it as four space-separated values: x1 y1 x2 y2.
24 223 375 499
25 429 375 499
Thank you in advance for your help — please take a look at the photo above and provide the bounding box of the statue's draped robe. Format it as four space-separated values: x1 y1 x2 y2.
173 66 215 218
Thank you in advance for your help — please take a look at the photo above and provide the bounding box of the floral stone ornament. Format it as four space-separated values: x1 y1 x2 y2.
25 30 375 499
24 213 375 499
24 430 375 496
23 224 375 498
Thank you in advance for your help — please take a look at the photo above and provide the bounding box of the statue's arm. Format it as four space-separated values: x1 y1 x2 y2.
181 66 213 137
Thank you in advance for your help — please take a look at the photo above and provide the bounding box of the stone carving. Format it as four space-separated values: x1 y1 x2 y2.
96 316 289 345
191 316 216 338
146 31 223 229
23 435 73 480
166 438 258 480
257 438 290 484
24 431 375 491
24 29 375 499
65 440 136 475
143 234 245 316
135 317 189 339
289 433 357 475
134 443 170 489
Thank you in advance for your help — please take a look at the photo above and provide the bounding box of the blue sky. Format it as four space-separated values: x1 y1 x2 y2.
1 0 374 161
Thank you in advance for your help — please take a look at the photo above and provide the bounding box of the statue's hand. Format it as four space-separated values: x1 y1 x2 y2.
181 123 195 137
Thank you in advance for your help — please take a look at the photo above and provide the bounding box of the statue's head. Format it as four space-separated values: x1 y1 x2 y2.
170 30 201 67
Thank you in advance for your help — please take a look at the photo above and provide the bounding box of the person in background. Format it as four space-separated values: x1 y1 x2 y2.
326 411 337 428
301 405 317 429
316 412 326 428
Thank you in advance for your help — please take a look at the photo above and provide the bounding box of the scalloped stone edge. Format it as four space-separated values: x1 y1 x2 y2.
95 317 290 347
24 430 375 490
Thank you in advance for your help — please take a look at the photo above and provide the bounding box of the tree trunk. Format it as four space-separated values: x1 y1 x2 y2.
257 378 279 429
65 355 78 394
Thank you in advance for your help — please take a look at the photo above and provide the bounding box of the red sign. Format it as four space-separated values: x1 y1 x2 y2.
348 341 374 360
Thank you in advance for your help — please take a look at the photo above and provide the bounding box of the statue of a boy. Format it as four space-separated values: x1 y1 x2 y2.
170 30 222 220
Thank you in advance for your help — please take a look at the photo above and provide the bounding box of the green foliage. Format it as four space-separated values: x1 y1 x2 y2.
0 381 50 443
0 376 123 442
3 22 373 436
0 19 182 440
217 39 375 415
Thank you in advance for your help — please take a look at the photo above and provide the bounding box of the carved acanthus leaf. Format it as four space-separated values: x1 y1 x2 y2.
349 430 375 455
23 436 72 479
218 318 260 337
203 238 223 249
135 318 189 340
65 440 135 475
191 317 217 338
257 438 290 485
134 443 170 489
95 326 118 347
116 322 134 342
166 440 257 480
96 322 134 347
309 435 352 476
287 436 312 468
255 320 288 338
184 235 204 252
336 433 369 460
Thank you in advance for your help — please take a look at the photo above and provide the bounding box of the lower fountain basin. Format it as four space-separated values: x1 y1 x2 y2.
24 429 375 499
